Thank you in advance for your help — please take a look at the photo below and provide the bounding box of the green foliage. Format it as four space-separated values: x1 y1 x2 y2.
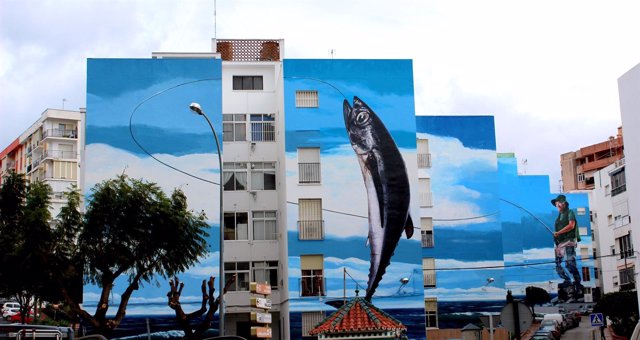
1 173 210 335
524 286 551 314
594 291 638 338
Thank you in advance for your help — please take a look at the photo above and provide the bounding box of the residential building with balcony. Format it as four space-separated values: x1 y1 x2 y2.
560 127 624 191
0 108 84 217
590 158 634 294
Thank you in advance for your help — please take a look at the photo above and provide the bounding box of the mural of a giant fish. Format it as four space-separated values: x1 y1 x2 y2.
343 96 414 301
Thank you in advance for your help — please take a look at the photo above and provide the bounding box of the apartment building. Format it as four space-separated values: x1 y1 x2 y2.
0 108 84 217
618 62 640 309
590 158 634 294
560 127 624 191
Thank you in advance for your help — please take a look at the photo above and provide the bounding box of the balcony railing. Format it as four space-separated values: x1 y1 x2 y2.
299 277 326 297
298 220 324 240
612 184 627 197
44 150 77 160
418 153 432 168
298 163 321 184
421 231 434 248
43 129 78 139
420 192 433 207
423 273 436 288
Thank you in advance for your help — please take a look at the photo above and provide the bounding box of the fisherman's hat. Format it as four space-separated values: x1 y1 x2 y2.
551 194 567 206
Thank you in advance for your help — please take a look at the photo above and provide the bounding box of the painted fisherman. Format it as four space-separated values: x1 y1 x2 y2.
551 194 582 297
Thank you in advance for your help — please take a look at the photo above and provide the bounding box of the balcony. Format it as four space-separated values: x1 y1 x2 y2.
421 230 434 248
43 149 77 160
298 163 321 184
298 220 324 240
420 192 433 207
43 128 78 139
423 273 436 288
418 153 432 168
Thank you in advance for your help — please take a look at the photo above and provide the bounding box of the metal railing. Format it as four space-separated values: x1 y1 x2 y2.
420 192 433 207
298 220 324 240
421 231 434 248
43 129 78 139
298 163 321 184
299 277 326 297
423 273 436 288
418 153 432 168
44 150 77 159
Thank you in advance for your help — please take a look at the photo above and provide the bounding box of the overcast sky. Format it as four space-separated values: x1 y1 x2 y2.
2 0 639 190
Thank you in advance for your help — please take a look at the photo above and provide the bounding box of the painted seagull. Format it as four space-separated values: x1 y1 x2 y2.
343 96 414 301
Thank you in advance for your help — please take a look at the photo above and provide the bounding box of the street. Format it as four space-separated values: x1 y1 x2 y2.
561 316 604 340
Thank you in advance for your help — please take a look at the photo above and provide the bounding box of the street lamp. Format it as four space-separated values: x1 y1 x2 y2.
189 102 225 335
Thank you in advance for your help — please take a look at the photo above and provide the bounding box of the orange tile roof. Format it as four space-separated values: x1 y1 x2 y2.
309 297 406 336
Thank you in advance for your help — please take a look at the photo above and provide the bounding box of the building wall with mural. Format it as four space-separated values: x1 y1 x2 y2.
283 59 426 339
85 58 223 319
417 116 592 329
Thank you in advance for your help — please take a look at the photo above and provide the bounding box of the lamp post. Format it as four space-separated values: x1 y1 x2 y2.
189 102 225 335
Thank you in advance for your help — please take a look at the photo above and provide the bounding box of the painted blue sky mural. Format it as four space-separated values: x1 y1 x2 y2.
417 116 592 305
283 59 424 319
85 58 222 315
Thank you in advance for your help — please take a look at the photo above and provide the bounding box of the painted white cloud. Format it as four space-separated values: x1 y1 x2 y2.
504 248 555 262
428 285 507 301
436 258 504 270
85 143 220 218
417 133 498 227
285 146 420 239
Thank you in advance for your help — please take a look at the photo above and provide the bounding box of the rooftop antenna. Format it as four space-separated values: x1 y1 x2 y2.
329 49 335 59
62 98 66 110
522 159 528 174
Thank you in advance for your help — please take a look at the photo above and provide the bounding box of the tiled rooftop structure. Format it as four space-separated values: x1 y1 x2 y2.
309 296 407 339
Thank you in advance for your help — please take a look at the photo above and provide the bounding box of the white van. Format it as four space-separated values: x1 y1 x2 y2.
543 313 567 332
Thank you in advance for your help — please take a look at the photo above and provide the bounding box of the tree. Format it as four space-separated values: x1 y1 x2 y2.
167 276 235 340
53 174 210 335
594 291 638 338
0 171 53 324
524 286 551 314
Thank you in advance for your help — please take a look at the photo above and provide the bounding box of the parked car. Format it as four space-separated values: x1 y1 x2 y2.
2 307 20 320
539 319 562 340
563 312 579 329
543 313 568 333
2 302 20 314
531 330 556 340
8 310 39 324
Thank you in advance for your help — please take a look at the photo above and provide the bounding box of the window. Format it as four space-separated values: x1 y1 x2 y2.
579 227 588 236
224 212 248 240
52 161 77 180
295 90 319 108
594 266 599 280
225 262 250 291
578 173 585 182
419 178 433 207
298 148 321 184
605 184 611 196
250 114 275 141
223 114 246 142
421 217 434 248
580 247 589 260
417 139 431 168
301 255 324 297
223 162 248 191
582 267 591 281
252 261 278 290
577 207 586 215
298 199 323 240
620 267 635 289
233 76 263 90
425 298 438 328
423 257 436 288
250 162 276 190
618 234 634 259
611 168 627 196
302 312 325 336
253 211 277 240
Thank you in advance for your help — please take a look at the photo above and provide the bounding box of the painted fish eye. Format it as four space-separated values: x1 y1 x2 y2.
355 111 370 125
